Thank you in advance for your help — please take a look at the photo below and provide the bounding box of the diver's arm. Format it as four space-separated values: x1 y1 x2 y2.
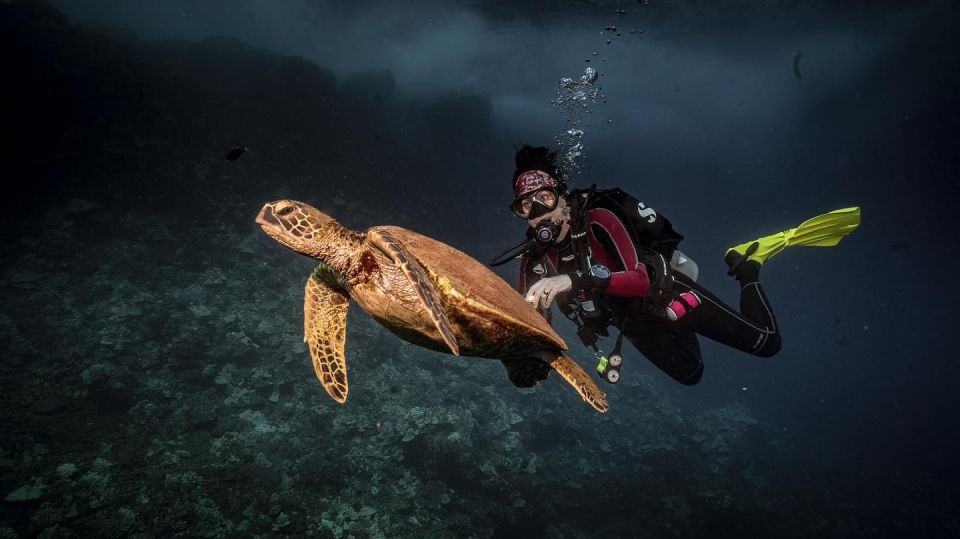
606 270 650 297
585 208 651 297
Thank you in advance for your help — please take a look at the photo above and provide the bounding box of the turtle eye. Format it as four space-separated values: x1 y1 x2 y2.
276 205 295 217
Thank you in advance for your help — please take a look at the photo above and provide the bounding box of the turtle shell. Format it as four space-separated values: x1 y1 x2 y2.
376 226 567 357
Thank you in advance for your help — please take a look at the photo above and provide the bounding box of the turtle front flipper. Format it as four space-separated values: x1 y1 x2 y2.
541 353 609 413
367 227 459 356
305 265 351 403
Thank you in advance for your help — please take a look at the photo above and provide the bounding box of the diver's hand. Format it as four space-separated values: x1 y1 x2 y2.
525 275 573 310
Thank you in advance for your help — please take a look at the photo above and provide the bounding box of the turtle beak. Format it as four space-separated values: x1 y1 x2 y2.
256 204 280 229
256 204 289 244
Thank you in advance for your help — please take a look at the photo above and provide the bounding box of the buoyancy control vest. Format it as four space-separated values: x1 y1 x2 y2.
565 186 687 310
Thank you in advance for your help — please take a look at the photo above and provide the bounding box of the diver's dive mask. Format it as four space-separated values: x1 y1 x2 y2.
511 188 560 219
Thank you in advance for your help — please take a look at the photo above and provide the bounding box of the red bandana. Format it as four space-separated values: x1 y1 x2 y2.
514 170 559 197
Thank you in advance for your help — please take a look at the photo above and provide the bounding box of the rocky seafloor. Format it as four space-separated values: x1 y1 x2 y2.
2 190 956 538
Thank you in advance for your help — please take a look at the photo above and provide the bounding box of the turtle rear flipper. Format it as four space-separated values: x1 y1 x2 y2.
545 354 609 413
305 266 351 403
500 359 551 388
367 227 460 356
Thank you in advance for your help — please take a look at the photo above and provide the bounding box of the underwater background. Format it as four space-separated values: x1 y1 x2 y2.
2 0 958 536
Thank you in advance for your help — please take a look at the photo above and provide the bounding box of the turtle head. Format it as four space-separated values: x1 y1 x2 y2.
256 200 339 260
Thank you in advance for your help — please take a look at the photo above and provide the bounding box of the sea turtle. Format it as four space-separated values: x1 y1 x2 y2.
255 199 608 413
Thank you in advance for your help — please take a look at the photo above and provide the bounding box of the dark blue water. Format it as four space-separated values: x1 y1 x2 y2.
2 1 957 536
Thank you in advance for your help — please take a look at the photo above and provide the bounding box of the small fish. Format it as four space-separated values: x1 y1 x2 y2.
605 26 617 32
225 146 247 161
792 51 804 80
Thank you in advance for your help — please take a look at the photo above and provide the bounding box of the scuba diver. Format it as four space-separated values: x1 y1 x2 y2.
491 145 860 385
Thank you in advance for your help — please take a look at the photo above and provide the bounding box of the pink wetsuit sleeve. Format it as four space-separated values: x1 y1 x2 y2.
607 270 650 296
589 208 651 297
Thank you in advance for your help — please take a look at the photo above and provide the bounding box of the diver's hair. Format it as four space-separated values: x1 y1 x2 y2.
512 144 566 193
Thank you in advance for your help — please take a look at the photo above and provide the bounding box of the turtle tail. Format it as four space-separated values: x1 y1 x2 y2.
547 354 609 413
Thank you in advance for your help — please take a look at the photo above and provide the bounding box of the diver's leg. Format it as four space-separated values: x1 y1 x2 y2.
732 262 781 348
672 271 782 357
621 315 704 385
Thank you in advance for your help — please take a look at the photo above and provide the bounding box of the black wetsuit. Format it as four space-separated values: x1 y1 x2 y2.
519 198 781 385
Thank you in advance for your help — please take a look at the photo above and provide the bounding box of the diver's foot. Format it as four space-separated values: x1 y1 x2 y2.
723 207 861 278
725 241 759 276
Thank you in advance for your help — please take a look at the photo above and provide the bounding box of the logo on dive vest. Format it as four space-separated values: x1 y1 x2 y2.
532 263 546 275
637 202 657 223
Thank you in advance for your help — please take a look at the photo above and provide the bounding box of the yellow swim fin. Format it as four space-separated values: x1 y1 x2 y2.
726 207 861 273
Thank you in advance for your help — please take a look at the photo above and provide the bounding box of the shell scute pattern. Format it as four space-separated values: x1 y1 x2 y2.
367 227 459 356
